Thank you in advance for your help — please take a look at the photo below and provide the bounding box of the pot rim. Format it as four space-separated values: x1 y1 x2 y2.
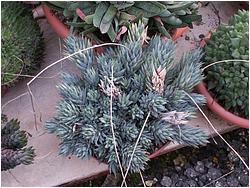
196 32 249 129
42 4 189 41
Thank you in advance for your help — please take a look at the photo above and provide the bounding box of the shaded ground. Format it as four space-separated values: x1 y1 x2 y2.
74 128 249 187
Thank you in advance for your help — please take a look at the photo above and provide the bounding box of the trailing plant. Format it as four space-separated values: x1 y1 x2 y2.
1 1 44 86
45 1 201 42
204 10 249 118
1 115 36 171
45 22 209 174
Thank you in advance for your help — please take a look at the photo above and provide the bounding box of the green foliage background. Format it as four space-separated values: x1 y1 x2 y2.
1 1 44 86
204 10 249 117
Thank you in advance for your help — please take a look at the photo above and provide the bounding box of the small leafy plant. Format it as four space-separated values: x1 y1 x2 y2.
46 22 208 174
1 1 44 86
204 10 249 118
1 115 36 171
46 1 201 42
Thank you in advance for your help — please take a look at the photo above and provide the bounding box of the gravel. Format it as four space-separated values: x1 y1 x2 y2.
207 167 223 180
215 177 227 187
188 179 198 187
145 128 249 187
78 129 248 187
160 176 172 187
238 174 249 186
194 161 206 174
184 167 199 178
227 175 240 187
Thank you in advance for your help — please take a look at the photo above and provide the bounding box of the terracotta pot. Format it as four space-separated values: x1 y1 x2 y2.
196 82 249 128
148 144 169 159
43 4 104 55
195 34 249 129
42 5 188 41
43 4 189 158
33 5 45 19
1 85 8 97
43 5 69 38
238 1 249 10
171 27 189 41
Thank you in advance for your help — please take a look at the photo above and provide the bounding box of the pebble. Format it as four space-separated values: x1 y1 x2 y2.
207 168 222 180
199 34 205 39
215 178 228 187
227 176 239 187
194 161 206 174
143 129 248 187
228 150 239 162
197 180 204 187
179 175 187 181
175 180 186 187
160 176 172 187
173 154 186 167
238 173 249 186
239 162 248 170
170 174 179 185
184 167 199 178
185 36 190 41
175 166 182 172
145 180 154 187
204 160 214 168
199 174 207 183
186 179 197 187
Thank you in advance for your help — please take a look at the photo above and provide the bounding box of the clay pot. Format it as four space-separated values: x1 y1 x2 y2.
195 34 249 129
238 1 249 10
42 4 188 42
33 5 45 19
42 5 69 38
1 85 8 97
196 82 248 129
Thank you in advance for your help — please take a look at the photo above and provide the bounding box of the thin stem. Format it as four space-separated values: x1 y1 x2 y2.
35 151 53 161
2 56 24 85
202 59 249 71
2 92 29 110
2 72 60 79
8 171 22 186
110 65 127 187
27 86 38 130
139 170 146 187
27 43 128 86
121 112 151 187
58 37 63 68
183 91 249 170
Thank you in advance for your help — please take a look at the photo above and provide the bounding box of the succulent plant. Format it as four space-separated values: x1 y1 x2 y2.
1 116 35 171
1 1 44 86
45 1 201 42
45 22 209 174
204 10 249 118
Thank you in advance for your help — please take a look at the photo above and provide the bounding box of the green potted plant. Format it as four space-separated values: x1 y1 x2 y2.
1 115 36 171
42 1 201 41
1 1 44 95
196 10 249 128
45 22 209 174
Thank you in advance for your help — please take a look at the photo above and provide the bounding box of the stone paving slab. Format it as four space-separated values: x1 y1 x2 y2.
1 2 243 187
